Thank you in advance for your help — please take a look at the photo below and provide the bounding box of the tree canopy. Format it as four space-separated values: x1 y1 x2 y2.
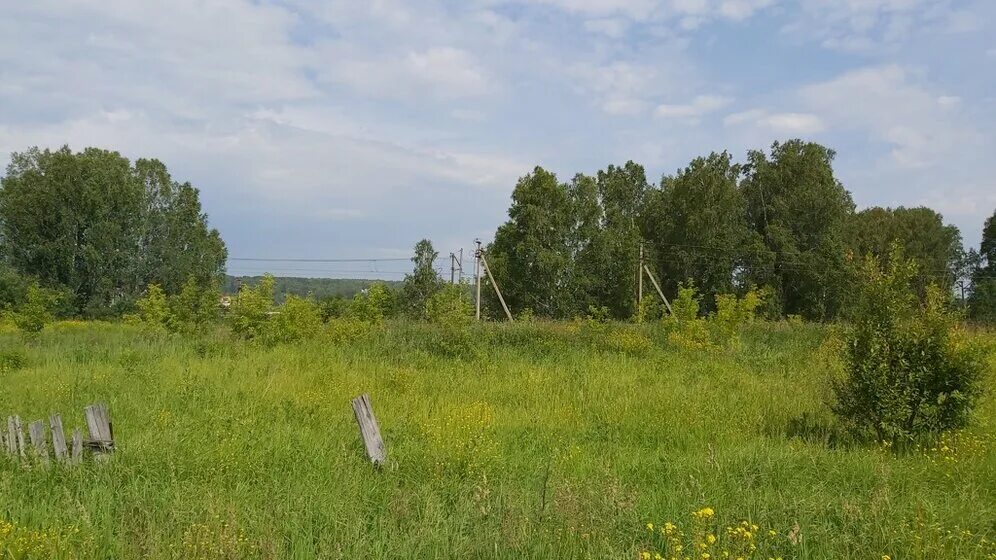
0 146 226 316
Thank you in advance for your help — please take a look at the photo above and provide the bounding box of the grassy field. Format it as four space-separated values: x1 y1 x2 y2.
1 320 995 559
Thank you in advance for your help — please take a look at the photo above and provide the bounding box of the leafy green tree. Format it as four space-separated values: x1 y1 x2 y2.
0 146 226 316
592 162 648 318
402 239 443 319
969 208 996 322
134 159 227 294
642 152 760 310
849 206 962 295
740 140 855 320
486 167 574 318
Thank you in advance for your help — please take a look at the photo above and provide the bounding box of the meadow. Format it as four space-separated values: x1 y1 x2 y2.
0 320 994 559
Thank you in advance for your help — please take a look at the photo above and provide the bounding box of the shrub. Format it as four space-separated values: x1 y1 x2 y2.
136 283 171 331
711 287 763 346
347 283 393 324
12 282 56 339
229 275 275 340
831 249 987 443
264 295 322 345
668 282 700 323
426 284 473 328
633 296 662 323
424 284 476 358
170 278 221 334
137 279 220 335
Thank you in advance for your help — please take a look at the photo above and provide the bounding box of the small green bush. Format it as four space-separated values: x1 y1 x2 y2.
265 295 322 345
347 283 393 324
12 282 57 339
832 249 987 443
424 284 476 358
711 287 763 346
229 275 276 341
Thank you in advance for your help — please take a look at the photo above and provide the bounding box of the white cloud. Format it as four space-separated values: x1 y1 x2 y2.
318 45 493 101
798 65 979 167
655 94 732 119
723 109 824 134
783 0 977 53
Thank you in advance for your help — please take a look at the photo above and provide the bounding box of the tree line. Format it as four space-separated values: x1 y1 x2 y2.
0 146 226 317
479 139 996 322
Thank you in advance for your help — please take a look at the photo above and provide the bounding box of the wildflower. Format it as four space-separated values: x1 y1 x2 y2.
707 534 717 544
641 552 651 560
647 523 655 532
694 507 715 520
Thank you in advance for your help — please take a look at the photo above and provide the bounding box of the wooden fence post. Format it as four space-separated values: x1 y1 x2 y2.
50 414 68 462
84 404 114 459
351 394 386 466
27 420 50 465
10 416 26 459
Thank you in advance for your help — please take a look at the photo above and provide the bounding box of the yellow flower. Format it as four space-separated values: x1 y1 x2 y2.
647 523 655 532
641 552 651 560
694 507 715 520
706 534 717 545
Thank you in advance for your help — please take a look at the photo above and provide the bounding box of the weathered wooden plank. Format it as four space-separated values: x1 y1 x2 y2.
70 428 83 464
11 415 26 458
5 416 16 456
50 414 68 462
28 420 50 464
84 403 113 457
351 394 386 466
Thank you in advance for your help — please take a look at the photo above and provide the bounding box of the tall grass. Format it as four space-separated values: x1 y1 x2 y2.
0 320 994 559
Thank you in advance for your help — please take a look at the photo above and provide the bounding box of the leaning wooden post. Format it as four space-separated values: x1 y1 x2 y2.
84 404 114 459
50 414 69 463
351 394 386 466
27 420 50 465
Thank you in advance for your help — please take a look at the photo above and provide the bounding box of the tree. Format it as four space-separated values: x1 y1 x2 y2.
0 146 227 316
969 208 996 322
486 167 574 318
849 206 962 296
402 239 443 319
740 140 855 320
593 162 648 318
642 152 760 311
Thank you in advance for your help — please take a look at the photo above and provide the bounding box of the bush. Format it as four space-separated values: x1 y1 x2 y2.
668 282 700 323
229 275 275 340
711 287 763 346
12 282 57 339
831 249 987 443
264 295 322 345
347 283 393 324
424 284 476 358
136 279 220 335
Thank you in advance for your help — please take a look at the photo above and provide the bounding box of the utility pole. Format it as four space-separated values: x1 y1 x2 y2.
480 251 513 322
474 239 482 320
638 242 644 306
450 249 463 284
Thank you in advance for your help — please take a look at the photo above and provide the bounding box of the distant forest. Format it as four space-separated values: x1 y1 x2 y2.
223 276 402 302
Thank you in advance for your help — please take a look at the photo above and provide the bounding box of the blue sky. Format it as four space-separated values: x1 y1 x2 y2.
1 0 994 279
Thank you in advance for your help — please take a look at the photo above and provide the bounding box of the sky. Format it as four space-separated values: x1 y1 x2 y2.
1 0 994 280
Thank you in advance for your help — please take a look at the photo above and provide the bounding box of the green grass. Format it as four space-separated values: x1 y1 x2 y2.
0 320 994 559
